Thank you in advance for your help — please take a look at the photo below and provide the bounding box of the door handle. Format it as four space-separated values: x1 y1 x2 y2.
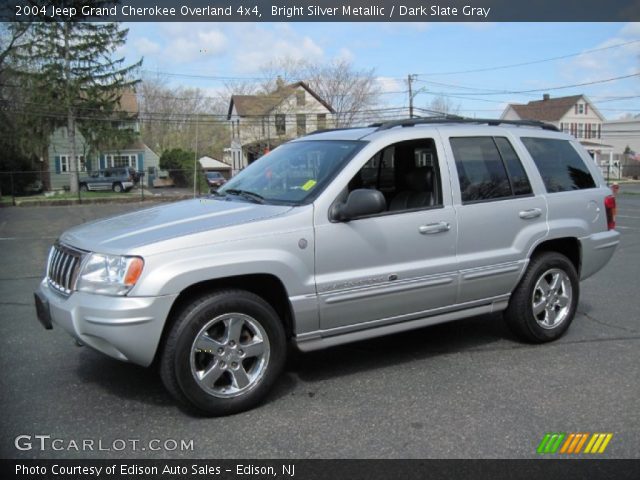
419 222 451 234
519 208 542 220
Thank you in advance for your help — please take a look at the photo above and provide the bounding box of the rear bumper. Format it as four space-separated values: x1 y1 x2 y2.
579 230 620 280
35 280 177 366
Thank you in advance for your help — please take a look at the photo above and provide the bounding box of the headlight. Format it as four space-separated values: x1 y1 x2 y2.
76 253 144 296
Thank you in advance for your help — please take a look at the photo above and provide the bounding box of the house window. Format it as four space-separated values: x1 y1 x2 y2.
275 114 286 136
577 124 584 138
578 104 584 114
317 113 327 130
107 154 136 168
59 155 86 174
296 90 305 106
296 114 306 136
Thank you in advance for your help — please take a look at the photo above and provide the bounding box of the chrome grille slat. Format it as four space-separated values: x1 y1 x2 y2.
46 244 85 295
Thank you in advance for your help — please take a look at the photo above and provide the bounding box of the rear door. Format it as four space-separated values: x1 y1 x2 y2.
443 132 548 303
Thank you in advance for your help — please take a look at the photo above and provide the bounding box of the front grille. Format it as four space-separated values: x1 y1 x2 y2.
47 243 85 295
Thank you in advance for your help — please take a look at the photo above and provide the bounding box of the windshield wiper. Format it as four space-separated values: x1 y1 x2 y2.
224 189 265 204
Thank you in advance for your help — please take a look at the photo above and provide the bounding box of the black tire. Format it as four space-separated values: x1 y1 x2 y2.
79 183 88 192
112 182 123 193
159 290 286 416
504 252 579 343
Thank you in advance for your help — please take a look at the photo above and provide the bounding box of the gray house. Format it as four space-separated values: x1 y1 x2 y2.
47 90 160 190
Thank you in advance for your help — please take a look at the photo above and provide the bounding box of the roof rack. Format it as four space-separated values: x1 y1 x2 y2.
305 126 369 136
369 117 559 132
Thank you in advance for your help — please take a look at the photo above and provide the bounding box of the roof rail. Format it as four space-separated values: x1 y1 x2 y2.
369 117 559 132
304 126 369 136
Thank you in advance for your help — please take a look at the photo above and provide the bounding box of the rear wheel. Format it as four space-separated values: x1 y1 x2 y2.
504 252 579 343
79 183 88 192
160 290 286 416
112 182 123 193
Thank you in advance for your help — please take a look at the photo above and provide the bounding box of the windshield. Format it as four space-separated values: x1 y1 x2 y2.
218 140 364 205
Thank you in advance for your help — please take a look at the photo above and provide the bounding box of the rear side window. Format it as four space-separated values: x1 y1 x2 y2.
450 137 532 203
521 137 596 192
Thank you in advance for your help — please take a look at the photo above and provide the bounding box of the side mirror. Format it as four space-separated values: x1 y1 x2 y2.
331 189 386 222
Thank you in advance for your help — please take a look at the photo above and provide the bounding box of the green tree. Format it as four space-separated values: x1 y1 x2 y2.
160 148 196 188
13 20 141 193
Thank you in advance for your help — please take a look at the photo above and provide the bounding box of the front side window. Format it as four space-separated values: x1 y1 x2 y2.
521 137 596 192
346 139 443 214
450 137 531 203
218 140 364 205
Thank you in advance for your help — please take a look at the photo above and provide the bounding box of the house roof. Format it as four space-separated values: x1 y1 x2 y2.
506 95 584 122
198 156 231 170
118 89 139 114
227 81 335 119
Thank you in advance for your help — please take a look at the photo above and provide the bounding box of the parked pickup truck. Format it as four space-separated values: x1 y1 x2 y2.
34 118 619 416
78 167 135 192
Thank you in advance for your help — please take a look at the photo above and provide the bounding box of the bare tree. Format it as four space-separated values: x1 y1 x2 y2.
424 95 461 116
138 75 228 159
305 60 381 127
254 57 382 127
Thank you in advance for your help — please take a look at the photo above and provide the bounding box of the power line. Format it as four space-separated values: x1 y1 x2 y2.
416 72 640 96
415 39 640 76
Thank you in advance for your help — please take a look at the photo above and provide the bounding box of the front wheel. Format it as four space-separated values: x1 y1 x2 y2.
504 252 579 343
160 290 286 416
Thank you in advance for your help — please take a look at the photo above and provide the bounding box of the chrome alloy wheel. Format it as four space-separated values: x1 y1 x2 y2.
531 268 573 329
190 313 270 398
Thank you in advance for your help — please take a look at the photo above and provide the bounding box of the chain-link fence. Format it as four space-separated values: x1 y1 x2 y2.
0 168 220 206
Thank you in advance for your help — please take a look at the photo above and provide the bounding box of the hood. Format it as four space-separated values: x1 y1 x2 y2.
59 198 293 253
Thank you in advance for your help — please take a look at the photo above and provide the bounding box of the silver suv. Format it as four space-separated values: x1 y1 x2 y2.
34 119 620 415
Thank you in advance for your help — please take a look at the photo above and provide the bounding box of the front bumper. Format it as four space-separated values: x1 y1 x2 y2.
35 279 177 367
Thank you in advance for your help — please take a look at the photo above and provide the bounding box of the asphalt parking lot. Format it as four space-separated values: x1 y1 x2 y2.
0 188 639 459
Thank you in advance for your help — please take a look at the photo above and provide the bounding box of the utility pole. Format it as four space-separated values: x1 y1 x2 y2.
408 74 417 118
193 115 199 198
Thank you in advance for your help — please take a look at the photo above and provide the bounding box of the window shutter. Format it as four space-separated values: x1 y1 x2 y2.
585 104 588 115
54 156 61 174
137 153 143 171
100 155 105 169
575 105 578 114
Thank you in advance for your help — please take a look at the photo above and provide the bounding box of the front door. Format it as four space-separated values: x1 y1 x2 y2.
314 137 459 332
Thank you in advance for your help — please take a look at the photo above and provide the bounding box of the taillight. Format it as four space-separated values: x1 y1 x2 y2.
604 195 616 230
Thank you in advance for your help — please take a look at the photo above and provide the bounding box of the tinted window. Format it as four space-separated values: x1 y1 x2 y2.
450 137 512 202
494 137 532 196
521 137 596 192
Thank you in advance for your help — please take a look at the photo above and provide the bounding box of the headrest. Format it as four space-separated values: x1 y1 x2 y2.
405 167 433 192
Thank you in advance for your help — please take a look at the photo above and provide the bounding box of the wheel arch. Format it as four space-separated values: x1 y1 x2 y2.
529 237 581 276
152 273 295 366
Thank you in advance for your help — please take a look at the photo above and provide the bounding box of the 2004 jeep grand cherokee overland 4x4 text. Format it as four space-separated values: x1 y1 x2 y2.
34 118 620 416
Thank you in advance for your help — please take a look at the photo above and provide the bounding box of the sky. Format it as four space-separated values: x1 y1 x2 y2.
120 22 640 121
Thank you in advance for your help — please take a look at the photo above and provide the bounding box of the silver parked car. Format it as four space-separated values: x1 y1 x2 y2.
34 119 619 415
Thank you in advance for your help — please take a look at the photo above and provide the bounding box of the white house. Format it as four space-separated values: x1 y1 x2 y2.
601 118 640 178
502 93 614 174
227 80 335 175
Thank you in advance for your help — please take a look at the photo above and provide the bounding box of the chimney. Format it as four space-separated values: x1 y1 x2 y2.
543 93 550 101
276 76 285 90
